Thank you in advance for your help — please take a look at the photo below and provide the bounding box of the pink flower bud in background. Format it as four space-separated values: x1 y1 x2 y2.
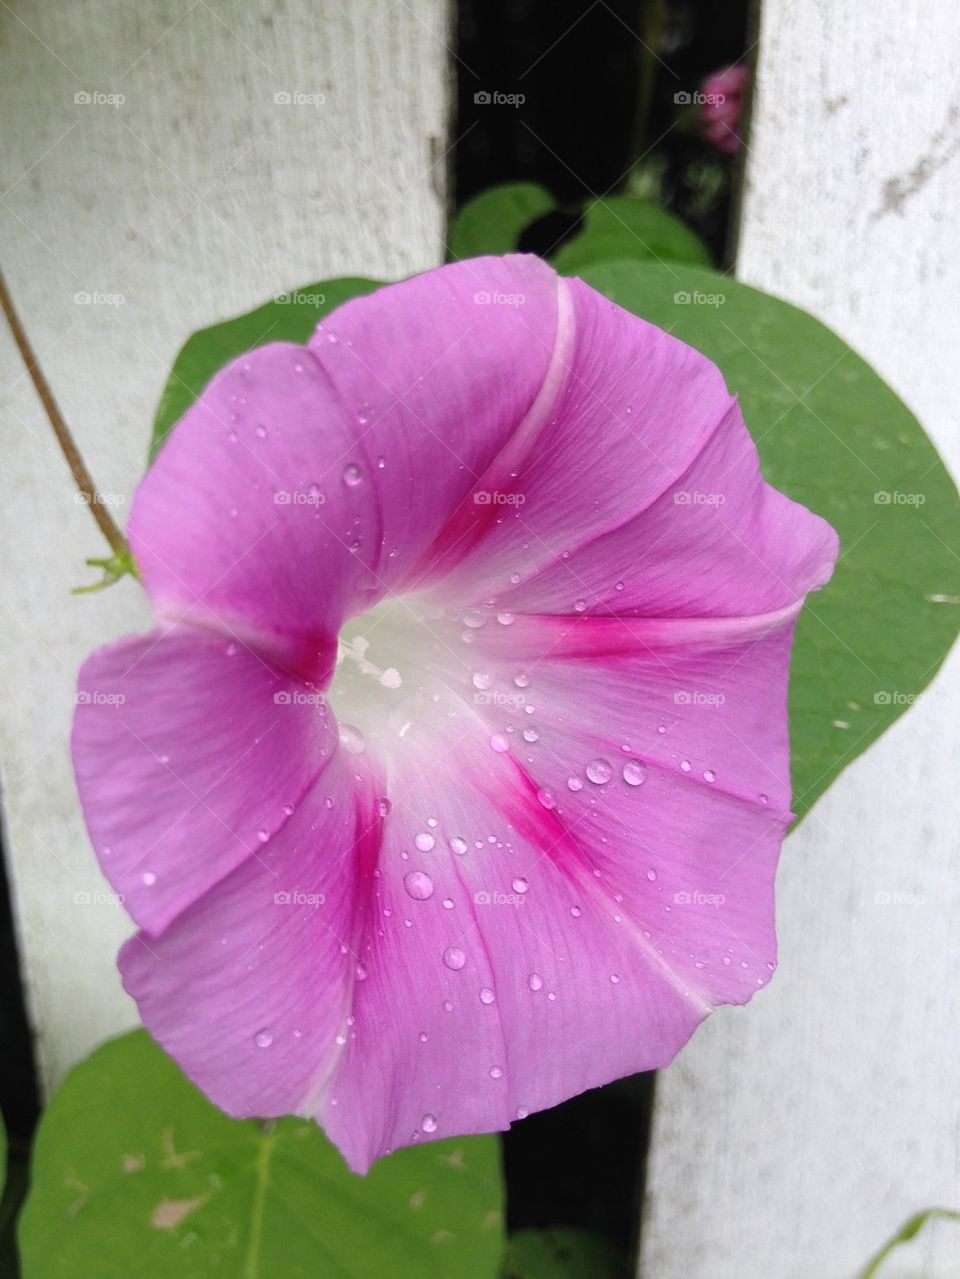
701 64 748 155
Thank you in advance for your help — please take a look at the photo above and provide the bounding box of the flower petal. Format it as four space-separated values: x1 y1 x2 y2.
131 257 563 683
317 633 790 1169
118 752 382 1118
72 628 336 934
435 280 837 613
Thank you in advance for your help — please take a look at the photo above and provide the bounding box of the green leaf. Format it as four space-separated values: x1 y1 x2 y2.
859 1207 960 1277
19 1031 504 1279
150 278 382 460
501 1228 625 1278
579 261 960 819
552 198 712 274
447 183 556 262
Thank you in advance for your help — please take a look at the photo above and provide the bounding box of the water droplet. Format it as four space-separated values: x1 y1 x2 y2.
703 769 717 783
680 759 692 773
615 580 625 591
622 759 647 786
443 947 466 970
377 796 392 817
489 1065 504 1079
509 571 521 585
442 898 455 910
141 871 157 887
254 1028 273 1048
570 905 582 918
414 832 436 852
567 775 584 792
256 829 269 844
282 803 295 816
514 672 530 688
527 972 543 991
342 463 363 487
339 723 366 755
512 877 529 893
472 670 493 690
355 962 368 981
759 793 769 805
421 1113 438 1133
586 758 613 784
536 788 556 810
254 424 267 439
449 836 468 855
610 973 621 984
516 1106 529 1120
497 611 516 626
646 868 657 882
490 734 510 753
574 599 587 613
479 987 496 1005
523 727 540 743
404 871 435 901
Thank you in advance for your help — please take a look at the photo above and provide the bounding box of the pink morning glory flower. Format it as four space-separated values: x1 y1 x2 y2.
702 64 749 155
72 255 837 1172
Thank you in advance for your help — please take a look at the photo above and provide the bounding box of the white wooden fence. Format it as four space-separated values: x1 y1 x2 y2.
1 3 957 1276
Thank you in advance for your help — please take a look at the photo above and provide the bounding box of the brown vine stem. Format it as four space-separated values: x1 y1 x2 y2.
0 266 130 561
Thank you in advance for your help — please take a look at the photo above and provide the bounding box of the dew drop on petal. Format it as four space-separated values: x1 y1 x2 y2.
339 723 366 755
567 775 584 792
536 788 556 810
403 871 435 901
141 871 157 887
646 868 657 882
479 987 496 1005
442 897 455 910
443 947 466 970
489 1065 504 1079
610 973 621 984
680 759 692 773
355 962 368 981
377 796 392 817
622 759 647 786
342 463 363 487
472 671 493 690
490 734 510 753
497 612 515 626
514 673 530 688
449 836 468 855
523 727 540 743
703 769 717 783
527 972 543 991
254 1028 273 1048
516 1106 529 1120
512 877 529 893
570 905 582 918
421 1114 438 1133
256 830 269 844
414 832 436 852
586 758 613 784
574 599 587 613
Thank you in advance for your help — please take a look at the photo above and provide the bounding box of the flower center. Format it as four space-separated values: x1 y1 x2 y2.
327 597 471 763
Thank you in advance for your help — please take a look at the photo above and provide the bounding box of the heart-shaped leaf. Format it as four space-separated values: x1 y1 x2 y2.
19 1031 504 1278
551 198 712 274
447 183 557 261
578 260 960 818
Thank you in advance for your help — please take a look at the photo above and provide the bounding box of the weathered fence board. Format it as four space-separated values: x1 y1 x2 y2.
0 0 449 1094
640 2 960 1276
